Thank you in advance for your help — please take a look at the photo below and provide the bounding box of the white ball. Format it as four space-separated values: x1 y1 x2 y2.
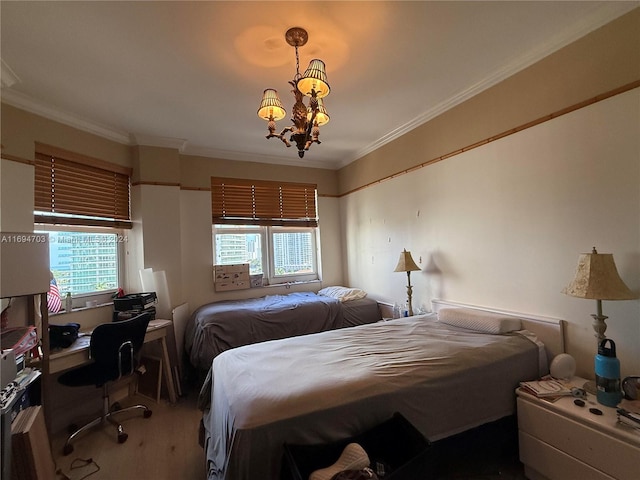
550 353 576 380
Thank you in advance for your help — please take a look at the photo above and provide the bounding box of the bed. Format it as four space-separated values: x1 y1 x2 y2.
199 300 566 480
185 288 382 370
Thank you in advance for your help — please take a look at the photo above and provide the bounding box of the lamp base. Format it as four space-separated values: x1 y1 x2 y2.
583 380 597 395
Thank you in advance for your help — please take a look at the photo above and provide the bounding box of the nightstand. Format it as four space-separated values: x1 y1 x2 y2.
516 377 640 480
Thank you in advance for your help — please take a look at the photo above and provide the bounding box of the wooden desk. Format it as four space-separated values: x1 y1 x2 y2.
47 319 178 403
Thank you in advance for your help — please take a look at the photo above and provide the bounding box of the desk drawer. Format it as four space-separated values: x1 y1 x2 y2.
519 432 614 480
517 398 638 480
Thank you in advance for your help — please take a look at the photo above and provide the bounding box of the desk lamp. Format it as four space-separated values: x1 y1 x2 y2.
394 249 421 316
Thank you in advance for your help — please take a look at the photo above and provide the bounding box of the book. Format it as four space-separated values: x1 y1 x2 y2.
519 379 573 398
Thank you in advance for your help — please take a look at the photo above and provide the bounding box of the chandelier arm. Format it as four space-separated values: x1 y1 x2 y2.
278 126 295 147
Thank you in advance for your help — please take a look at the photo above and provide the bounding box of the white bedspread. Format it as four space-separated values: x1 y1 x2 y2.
204 315 542 480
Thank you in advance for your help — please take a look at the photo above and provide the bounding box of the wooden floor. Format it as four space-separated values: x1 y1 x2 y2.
50 386 526 480
52 388 205 480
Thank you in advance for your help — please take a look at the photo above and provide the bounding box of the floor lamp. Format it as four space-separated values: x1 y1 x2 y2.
394 249 421 316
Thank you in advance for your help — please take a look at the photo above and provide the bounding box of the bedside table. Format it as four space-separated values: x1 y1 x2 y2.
517 377 640 480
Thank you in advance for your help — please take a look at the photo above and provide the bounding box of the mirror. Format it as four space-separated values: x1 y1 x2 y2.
622 376 640 400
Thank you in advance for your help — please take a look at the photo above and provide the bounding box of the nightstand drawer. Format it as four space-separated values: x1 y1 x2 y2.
519 432 615 480
517 398 638 480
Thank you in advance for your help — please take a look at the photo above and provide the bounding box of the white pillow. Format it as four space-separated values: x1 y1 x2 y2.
317 286 367 302
437 307 522 334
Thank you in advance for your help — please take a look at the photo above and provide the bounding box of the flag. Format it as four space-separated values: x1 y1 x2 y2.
48 276 61 313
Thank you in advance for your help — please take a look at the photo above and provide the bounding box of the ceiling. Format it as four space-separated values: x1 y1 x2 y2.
1 1 637 170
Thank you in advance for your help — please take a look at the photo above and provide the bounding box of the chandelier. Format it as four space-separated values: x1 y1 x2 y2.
257 27 330 158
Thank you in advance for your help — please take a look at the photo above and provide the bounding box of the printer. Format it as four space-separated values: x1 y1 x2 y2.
112 292 157 321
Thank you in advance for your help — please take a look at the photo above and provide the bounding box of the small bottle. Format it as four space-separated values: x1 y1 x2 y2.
392 303 401 319
65 292 73 312
403 301 409 317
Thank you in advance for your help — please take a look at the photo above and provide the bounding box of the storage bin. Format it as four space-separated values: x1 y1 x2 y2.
282 413 433 480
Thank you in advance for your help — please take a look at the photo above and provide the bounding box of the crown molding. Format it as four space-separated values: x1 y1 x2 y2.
132 134 188 152
1 89 131 145
337 2 638 169
181 144 339 170
1 59 20 88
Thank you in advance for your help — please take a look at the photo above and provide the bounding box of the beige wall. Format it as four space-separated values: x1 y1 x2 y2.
340 89 639 379
335 7 640 380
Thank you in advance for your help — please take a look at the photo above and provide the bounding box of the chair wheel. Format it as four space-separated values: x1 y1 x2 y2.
143 409 152 419
63 444 74 456
118 432 128 444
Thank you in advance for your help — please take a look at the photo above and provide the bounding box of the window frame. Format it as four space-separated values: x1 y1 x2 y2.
213 224 319 286
35 224 126 307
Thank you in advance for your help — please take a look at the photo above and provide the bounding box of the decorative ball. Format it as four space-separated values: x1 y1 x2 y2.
550 353 576 380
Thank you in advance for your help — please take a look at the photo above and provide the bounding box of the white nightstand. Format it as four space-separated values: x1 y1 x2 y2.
517 377 640 480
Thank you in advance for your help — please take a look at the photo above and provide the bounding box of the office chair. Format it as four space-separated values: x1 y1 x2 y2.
57 312 153 455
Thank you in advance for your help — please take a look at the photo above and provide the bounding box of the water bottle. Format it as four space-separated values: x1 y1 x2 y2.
65 292 73 312
595 338 622 407
392 303 401 319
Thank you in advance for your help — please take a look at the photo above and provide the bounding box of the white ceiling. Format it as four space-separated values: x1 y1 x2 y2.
1 1 637 170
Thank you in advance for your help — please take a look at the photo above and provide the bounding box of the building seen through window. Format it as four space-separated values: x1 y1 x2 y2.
214 226 316 284
37 230 120 295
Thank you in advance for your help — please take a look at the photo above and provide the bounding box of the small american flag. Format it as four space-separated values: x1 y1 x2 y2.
47 276 62 313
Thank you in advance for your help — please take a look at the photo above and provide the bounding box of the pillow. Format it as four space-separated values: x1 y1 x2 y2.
437 307 522 334
317 286 367 302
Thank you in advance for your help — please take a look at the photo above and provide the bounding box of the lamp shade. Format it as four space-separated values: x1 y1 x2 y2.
297 59 330 99
394 249 420 273
308 97 330 126
257 89 286 121
562 248 636 300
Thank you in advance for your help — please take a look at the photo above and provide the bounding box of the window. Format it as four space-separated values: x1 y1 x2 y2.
213 225 317 284
35 227 125 296
211 177 319 285
34 143 131 302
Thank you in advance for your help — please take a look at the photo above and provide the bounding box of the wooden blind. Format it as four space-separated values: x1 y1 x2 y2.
211 177 318 227
34 151 132 228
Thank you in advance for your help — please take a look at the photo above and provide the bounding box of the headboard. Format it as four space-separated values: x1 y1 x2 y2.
431 299 567 367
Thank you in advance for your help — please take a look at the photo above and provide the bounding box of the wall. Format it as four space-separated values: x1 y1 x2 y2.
337 9 640 379
340 89 639 379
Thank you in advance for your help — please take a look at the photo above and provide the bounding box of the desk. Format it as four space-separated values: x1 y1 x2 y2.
48 319 178 403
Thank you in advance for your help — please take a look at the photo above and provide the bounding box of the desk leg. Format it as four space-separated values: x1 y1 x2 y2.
159 336 177 403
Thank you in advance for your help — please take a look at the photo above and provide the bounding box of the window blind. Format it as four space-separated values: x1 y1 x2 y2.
34 149 132 229
211 177 318 227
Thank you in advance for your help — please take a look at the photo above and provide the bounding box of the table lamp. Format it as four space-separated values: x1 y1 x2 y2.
562 247 636 343
394 249 420 316
562 247 637 392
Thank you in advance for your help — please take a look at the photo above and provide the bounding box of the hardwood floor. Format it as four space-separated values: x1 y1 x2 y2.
52 388 205 480
51 386 525 480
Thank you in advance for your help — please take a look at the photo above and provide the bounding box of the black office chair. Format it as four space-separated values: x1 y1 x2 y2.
57 312 153 455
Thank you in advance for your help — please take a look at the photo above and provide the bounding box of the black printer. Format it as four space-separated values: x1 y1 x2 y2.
113 292 157 321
